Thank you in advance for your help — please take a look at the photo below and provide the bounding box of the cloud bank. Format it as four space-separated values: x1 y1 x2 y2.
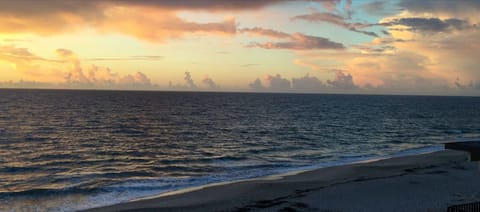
249 71 360 93
0 45 156 90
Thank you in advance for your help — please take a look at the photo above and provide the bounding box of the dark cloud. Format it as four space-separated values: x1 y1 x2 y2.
327 70 356 89
292 12 378 37
248 33 345 50
381 17 472 32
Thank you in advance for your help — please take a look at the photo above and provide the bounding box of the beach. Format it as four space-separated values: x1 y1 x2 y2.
84 150 480 211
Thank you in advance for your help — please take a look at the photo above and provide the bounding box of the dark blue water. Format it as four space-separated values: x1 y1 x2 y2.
1 89 479 211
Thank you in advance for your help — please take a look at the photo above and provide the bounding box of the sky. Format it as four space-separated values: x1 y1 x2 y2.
0 0 479 95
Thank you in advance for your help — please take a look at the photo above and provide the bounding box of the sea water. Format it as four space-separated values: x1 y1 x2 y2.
1 89 479 211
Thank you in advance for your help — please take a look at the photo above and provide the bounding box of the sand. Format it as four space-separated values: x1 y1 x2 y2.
84 150 480 212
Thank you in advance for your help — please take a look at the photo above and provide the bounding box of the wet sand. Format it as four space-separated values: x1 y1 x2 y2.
84 150 480 211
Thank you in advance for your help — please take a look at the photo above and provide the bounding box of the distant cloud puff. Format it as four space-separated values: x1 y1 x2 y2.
249 72 358 93
184 72 197 89
249 78 265 90
169 72 220 90
327 70 356 89
202 76 219 89
265 74 291 91
291 74 326 91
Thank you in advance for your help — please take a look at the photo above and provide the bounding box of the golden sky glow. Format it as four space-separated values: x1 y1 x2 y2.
0 0 479 95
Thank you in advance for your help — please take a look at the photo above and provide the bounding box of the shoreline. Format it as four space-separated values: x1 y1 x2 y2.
84 149 480 211
128 145 444 202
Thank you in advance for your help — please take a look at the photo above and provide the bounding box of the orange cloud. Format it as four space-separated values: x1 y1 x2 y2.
0 1 339 42
0 45 63 82
0 2 237 42
98 7 236 42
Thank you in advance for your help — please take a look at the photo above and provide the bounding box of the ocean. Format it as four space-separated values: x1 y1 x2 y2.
1 89 479 211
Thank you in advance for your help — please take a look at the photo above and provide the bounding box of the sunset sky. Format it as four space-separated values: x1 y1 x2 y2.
0 0 479 95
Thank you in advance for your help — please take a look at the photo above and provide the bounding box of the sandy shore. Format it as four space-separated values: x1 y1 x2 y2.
84 150 480 212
